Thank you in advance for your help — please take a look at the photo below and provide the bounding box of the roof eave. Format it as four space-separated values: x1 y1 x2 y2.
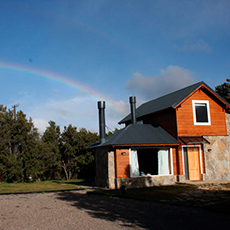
88 142 180 149
111 143 180 148
174 83 230 110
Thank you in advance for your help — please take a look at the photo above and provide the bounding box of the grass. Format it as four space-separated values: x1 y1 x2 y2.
0 179 86 194
93 183 230 213
1 180 230 213
94 184 196 201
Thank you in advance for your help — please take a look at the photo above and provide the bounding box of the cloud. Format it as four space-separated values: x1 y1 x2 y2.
125 65 197 100
27 95 126 134
176 39 212 53
33 119 49 134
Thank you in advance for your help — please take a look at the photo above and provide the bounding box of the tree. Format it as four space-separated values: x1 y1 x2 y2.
106 127 120 136
59 125 79 180
0 105 99 182
74 128 98 179
215 79 230 103
59 125 98 180
0 107 40 182
40 121 61 180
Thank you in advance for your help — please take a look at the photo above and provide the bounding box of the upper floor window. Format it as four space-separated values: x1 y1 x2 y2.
192 100 211 125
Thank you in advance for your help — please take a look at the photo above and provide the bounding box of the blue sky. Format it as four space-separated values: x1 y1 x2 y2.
0 0 230 133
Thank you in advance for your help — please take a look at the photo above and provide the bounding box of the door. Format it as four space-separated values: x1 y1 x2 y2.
187 147 201 181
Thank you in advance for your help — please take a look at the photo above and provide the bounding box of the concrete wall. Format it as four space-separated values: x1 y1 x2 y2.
115 175 176 189
203 113 230 181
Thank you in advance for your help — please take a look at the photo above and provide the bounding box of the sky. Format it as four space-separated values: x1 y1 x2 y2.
0 0 230 134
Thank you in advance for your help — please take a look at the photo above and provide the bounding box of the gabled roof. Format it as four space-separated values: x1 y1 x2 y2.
88 124 180 149
119 81 230 124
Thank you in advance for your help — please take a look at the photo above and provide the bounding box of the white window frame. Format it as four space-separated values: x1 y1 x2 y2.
192 100 211 125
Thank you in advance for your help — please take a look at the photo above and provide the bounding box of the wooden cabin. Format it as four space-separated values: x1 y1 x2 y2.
89 82 230 189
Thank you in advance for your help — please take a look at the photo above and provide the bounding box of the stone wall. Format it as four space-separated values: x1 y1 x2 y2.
108 151 116 189
95 147 109 188
95 147 116 189
115 175 177 189
203 113 230 181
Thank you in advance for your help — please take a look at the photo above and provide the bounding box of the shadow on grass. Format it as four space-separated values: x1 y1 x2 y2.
54 179 95 187
56 189 230 230
94 184 230 214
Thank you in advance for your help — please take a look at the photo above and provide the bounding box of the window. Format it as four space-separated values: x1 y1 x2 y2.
130 148 173 177
192 100 211 125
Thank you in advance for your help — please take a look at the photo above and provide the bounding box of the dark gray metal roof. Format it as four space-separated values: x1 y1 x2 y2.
88 124 180 148
119 81 230 124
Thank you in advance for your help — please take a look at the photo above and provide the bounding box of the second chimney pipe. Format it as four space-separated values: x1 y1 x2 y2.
129 96 137 124
98 101 106 144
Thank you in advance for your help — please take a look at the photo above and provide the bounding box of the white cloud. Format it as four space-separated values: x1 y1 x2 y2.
125 65 197 100
27 95 126 134
33 119 49 134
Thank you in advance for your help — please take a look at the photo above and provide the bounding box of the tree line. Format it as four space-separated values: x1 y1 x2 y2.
0 105 98 183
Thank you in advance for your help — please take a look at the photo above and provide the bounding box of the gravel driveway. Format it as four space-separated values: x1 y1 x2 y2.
0 189 229 230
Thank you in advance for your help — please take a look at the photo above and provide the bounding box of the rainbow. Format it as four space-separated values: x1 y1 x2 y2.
0 62 126 115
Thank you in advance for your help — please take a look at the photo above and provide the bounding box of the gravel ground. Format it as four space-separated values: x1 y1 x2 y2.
0 189 229 230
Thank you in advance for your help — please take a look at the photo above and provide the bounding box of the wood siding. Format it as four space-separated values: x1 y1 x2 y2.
115 149 130 178
177 146 184 175
176 90 227 136
172 148 178 175
143 109 178 138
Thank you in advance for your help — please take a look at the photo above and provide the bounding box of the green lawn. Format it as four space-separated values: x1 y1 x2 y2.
0 179 86 194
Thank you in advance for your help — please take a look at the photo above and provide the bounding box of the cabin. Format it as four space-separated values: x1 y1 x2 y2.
89 81 230 189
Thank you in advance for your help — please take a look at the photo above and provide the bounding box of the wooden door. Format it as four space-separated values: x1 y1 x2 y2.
187 147 201 181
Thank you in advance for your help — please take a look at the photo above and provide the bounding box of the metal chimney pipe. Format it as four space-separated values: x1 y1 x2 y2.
129 96 137 124
98 101 106 144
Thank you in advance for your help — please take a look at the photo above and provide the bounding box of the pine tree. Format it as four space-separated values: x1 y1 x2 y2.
40 121 61 180
0 107 40 182
215 79 230 103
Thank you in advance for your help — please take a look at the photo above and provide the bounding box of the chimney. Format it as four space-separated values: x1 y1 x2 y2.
129 96 137 124
98 101 106 144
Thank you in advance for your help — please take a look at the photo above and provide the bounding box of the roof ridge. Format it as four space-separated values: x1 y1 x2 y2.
141 81 204 106
109 125 129 144
119 81 205 124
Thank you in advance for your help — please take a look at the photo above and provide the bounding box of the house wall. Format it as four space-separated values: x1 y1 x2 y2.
143 109 178 138
115 149 130 178
203 135 230 180
172 148 178 175
114 147 178 188
108 151 116 189
177 146 184 175
202 113 230 181
95 147 116 189
176 89 227 136
116 175 177 189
